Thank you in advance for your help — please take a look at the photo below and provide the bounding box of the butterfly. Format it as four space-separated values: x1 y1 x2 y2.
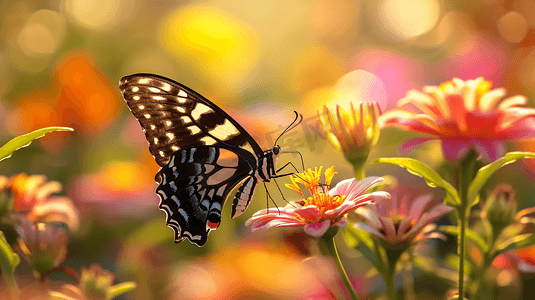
120 73 301 247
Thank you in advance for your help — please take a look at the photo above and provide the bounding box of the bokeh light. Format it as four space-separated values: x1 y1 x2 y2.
377 0 441 40
159 5 260 92
497 11 528 44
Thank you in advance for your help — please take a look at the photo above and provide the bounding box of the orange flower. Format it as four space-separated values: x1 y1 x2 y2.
167 242 334 300
10 51 120 152
380 78 535 162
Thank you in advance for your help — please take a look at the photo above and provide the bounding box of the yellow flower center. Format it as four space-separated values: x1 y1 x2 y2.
285 166 346 217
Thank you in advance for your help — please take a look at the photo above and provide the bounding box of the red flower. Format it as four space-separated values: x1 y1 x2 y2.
380 78 535 162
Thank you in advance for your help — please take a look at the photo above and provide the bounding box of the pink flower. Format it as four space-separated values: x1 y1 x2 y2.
246 166 390 237
353 182 453 246
0 173 79 230
380 78 535 162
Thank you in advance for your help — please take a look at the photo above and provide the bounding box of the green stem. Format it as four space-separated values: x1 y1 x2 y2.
348 156 367 180
457 151 480 299
373 240 398 300
322 228 360 300
457 208 467 299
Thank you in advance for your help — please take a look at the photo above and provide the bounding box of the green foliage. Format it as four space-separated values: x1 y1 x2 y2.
467 152 535 207
371 157 460 207
0 231 20 296
0 127 74 162
108 282 138 299
438 225 488 253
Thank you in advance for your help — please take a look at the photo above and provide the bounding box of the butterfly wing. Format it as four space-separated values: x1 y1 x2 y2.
119 73 263 167
119 73 264 246
157 145 256 246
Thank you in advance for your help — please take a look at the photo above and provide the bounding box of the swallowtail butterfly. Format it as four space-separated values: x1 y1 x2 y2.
120 73 294 247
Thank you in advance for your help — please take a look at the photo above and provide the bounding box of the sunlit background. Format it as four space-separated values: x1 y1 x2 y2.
2 0 535 299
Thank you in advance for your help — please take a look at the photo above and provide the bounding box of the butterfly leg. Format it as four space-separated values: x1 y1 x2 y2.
272 178 296 208
263 182 280 215
276 161 301 174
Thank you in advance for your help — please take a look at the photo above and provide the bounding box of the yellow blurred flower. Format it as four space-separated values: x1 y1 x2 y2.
159 5 260 91
319 101 381 174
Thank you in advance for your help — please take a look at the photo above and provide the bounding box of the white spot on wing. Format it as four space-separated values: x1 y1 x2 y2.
209 119 240 140
180 116 190 124
132 87 139 92
159 151 165 157
189 126 201 135
138 105 145 110
166 120 172 126
171 145 179 151
150 124 156 130
178 90 187 97
144 114 150 119
138 78 150 84
153 95 165 100
191 104 214 121
133 95 140 100
161 82 172 92
154 137 159 144
200 136 216 145
176 107 186 113
166 132 175 140
148 87 160 93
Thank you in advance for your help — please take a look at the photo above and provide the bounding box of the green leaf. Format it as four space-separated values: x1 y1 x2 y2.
496 233 535 254
372 157 460 207
468 152 535 207
108 282 137 299
343 226 380 270
438 225 488 252
0 127 74 162
0 231 20 296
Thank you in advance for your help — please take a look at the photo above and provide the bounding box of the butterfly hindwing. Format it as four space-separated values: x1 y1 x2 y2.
156 145 256 246
120 74 263 167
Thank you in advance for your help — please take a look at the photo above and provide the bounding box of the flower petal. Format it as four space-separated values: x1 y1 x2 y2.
304 220 331 237
294 205 321 223
353 222 386 239
399 137 437 154
441 138 470 161
471 139 505 163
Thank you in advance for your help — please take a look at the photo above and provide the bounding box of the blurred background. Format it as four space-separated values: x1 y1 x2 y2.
2 0 535 299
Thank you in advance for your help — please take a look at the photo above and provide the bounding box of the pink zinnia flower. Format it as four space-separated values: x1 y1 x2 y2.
353 183 453 246
246 166 390 237
380 78 535 162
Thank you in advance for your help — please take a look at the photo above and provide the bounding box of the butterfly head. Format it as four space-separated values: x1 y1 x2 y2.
272 145 282 157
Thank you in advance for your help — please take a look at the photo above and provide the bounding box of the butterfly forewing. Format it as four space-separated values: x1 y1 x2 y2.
120 74 262 167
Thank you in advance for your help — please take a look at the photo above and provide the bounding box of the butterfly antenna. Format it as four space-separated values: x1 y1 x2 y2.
274 111 302 146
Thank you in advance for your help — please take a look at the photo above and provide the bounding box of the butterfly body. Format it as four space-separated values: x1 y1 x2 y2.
120 74 282 246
